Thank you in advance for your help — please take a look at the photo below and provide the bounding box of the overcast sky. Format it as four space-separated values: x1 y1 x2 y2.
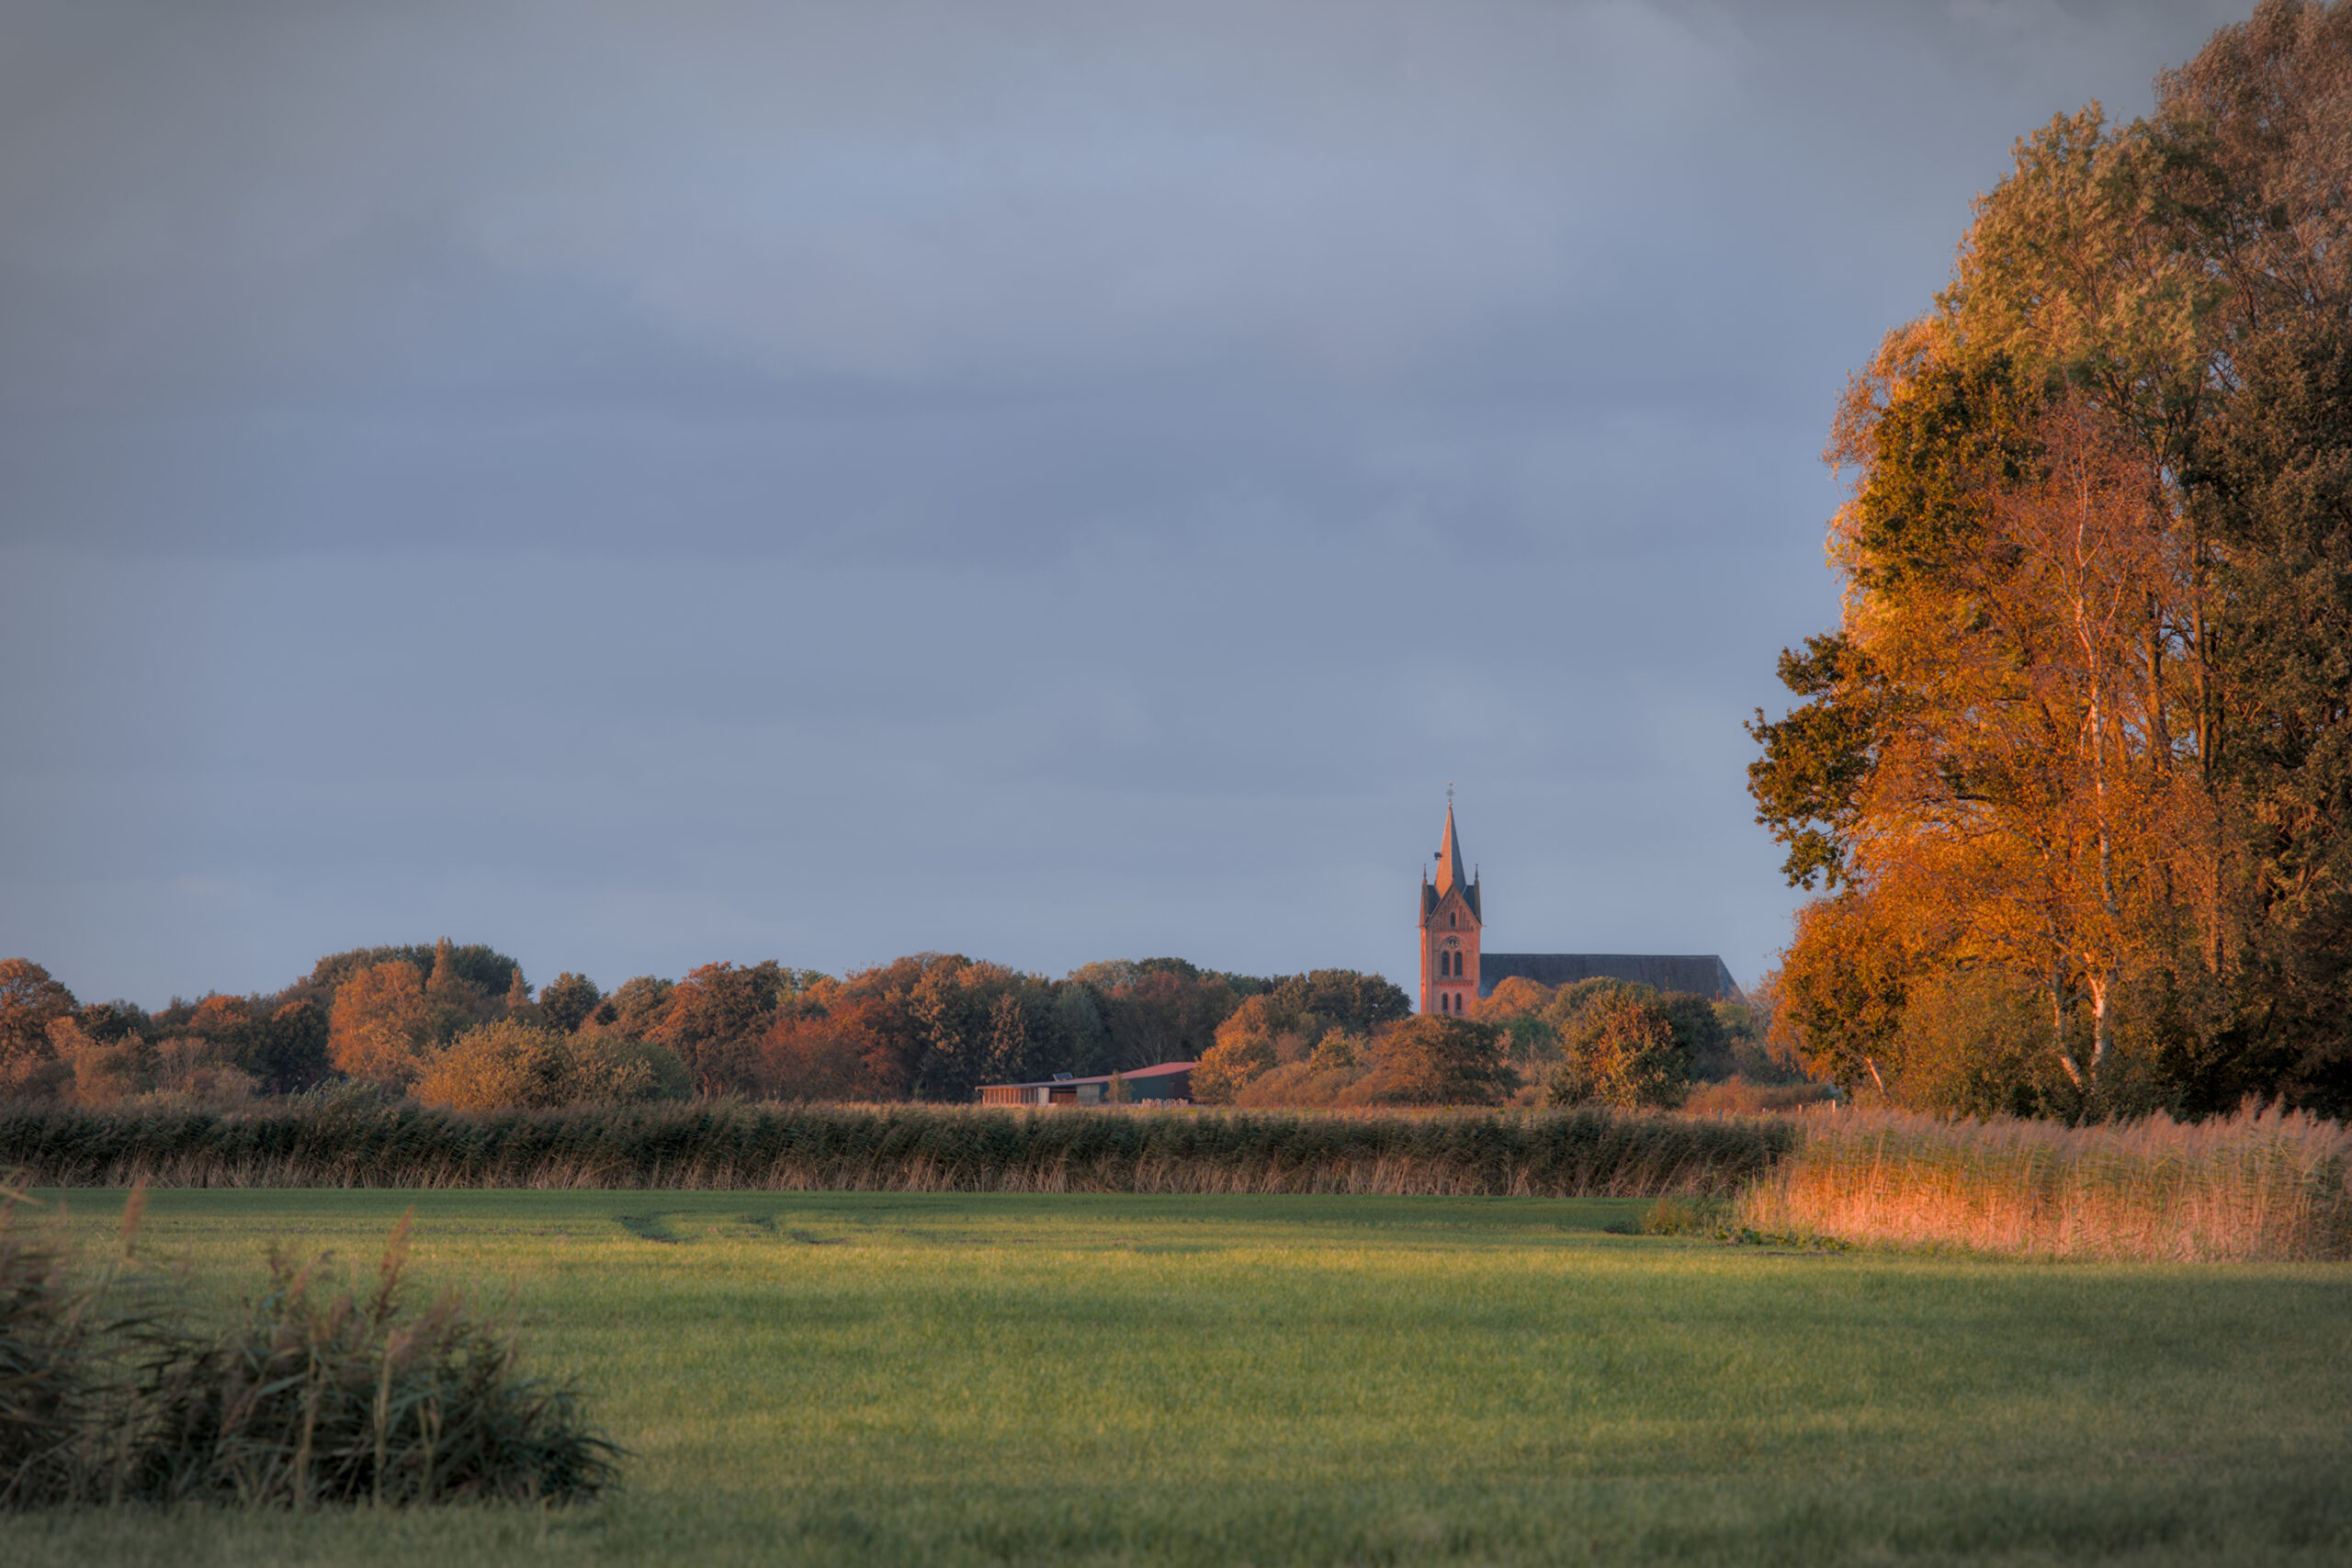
0 0 2254 1007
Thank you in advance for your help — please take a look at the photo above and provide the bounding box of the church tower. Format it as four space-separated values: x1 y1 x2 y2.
1419 797 1482 1015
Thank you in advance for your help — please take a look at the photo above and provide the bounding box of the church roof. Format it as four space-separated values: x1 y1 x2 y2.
1478 953 1742 1001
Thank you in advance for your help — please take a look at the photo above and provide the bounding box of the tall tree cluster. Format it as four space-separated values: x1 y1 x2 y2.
1751 1 2352 1117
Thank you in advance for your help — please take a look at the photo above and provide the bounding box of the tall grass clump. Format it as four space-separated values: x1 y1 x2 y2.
125 1214 619 1506
0 1192 616 1509
0 1189 128 1505
1737 1103 2352 1261
0 1103 1791 1199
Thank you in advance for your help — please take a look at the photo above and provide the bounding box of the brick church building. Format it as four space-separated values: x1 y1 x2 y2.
1418 799 1741 1014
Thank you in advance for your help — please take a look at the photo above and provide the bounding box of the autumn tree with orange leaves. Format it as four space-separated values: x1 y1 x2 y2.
1754 2 2352 1117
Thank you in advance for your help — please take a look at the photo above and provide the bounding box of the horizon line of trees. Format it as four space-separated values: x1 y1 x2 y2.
0 945 1802 1116
0 945 1428 1113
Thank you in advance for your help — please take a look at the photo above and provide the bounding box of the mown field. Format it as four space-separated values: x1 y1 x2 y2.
7 1190 2348 1566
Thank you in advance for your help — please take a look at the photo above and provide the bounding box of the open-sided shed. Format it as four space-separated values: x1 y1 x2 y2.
977 1060 1196 1107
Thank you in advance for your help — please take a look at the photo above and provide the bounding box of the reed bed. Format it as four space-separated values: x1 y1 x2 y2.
0 1103 1789 1199
1737 1103 2352 1261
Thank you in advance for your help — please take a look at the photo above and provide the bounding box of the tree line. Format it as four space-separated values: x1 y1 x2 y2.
0 946 1421 1112
1748 2 2352 1118
0 947 1798 1113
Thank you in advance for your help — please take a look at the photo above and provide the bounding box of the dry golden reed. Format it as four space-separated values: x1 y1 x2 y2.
1737 1103 2352 1261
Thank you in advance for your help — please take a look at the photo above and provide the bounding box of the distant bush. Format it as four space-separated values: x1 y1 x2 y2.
0 1194 617 1509
1634 1194 1732 1237
1545 990 1690 1111
0 1103 1792 1198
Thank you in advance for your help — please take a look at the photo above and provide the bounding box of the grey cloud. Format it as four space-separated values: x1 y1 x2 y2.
0 0 2258 1002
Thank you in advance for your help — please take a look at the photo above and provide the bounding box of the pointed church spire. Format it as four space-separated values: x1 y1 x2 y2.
1435 797 1467 897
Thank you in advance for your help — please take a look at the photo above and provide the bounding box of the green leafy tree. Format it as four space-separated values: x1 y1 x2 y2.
1264 970 1411 1033
1089 965 1240 1071
72 999 150 1043
905 958 1054 1101
228 999 332 1094
538 972 604 1035
1746 635 1887 890
2191 312 2352 1113
653 961 794 1092
1658 991 1735 1082
1774 893 1913 1098
1054 983 1114 1077
1547 991 1689 1111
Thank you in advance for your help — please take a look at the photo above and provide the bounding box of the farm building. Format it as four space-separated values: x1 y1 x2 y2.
977 1061 1196 1107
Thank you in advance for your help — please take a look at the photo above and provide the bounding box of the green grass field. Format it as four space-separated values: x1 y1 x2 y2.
7 1190 2347 1566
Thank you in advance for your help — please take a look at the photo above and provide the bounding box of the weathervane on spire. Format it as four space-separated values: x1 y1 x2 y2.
1447 780 1454 805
